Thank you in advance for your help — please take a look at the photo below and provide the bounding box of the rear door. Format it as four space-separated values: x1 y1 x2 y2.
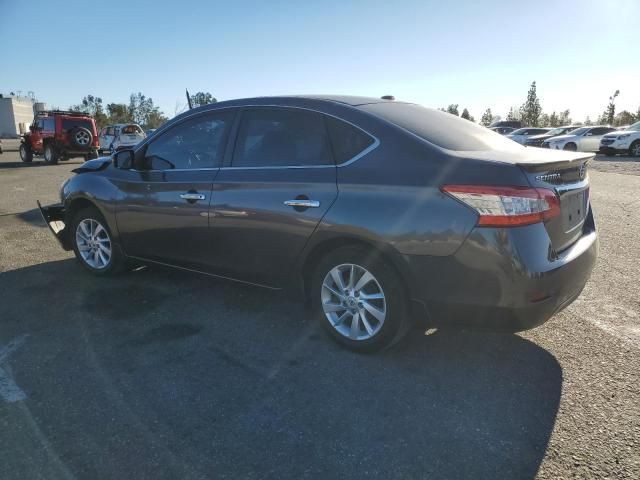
208 107 338 287
115 110 235 268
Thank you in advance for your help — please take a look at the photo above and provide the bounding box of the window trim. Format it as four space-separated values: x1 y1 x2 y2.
133 109 237 172
132 105 379 171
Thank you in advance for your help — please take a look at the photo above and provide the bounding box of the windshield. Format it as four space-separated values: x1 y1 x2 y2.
359 102 522 152
509 128 529 135
565 127 588 136
546 127 568 136
628 121 640 131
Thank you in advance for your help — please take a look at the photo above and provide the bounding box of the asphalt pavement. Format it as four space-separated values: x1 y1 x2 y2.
0 143 638 479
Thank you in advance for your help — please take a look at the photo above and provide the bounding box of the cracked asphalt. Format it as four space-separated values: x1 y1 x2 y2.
0 141 638 479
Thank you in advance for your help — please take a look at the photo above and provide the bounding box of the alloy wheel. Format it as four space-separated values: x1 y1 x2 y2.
76 218 112 269
75 130 91 146
631 142 640 157
321 263 387 341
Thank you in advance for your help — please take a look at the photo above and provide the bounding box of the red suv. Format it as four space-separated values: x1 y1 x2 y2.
20 111 100 164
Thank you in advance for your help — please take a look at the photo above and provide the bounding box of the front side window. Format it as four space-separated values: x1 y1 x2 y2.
144 111 233 170
43 118 54 131
232 108 332 167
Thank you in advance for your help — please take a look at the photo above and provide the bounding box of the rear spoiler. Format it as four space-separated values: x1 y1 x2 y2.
517 153 595 173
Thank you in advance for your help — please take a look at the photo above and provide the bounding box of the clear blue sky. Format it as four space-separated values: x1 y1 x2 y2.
1 0 638 122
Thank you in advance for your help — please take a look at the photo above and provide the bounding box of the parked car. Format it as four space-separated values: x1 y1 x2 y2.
38 95 597 352
98 123 145 154
489 126 515 135
524 126 581 147
145 129 157 137
506 127 550 144
542 126 617 151
0 139 3 154
20 110 99 164
489 120 522 129
599 121 640 157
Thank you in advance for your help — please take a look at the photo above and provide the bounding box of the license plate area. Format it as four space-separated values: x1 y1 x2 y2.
562 189 587 232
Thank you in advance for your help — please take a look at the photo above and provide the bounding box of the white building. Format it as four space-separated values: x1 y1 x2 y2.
0 95 35 137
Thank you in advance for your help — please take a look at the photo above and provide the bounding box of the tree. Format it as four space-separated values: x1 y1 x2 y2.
558 109 571 126
601 90 620 125
70 94 108 127
128 92 167 129
519 81 542 127
548 111 559 127
538 113 550 127
106 103 131 124
614 110 635 127
480 108 493 126
584 116 593 126
446 104 459 116
189 91 217 108
506 107 520 121
460 108 474 121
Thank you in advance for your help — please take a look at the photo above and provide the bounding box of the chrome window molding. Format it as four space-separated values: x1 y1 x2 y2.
133 104 381 171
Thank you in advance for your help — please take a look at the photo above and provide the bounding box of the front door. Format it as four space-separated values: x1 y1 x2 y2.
208 107 338 287
115 110 235 269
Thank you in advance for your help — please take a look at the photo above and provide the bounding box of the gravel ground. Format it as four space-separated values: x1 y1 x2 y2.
0 146 638 479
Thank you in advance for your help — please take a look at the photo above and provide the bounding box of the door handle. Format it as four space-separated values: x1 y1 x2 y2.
284 199 320 208
180 193 206 201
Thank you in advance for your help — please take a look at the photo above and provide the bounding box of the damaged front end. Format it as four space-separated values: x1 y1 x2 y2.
37 201 73 251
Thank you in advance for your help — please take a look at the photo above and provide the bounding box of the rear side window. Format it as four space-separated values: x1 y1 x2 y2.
359 102 522 152
232 108 332 167
325 116 374 164
144 111 233 170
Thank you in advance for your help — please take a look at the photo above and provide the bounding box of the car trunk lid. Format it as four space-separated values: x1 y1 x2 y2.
517 151 593 253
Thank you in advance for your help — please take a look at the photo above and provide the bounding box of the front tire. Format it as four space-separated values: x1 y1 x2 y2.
563 142 577 151
19 143 33 162
311 246 408 352
43 143 59 164
71 207 124 275
629 141 640 158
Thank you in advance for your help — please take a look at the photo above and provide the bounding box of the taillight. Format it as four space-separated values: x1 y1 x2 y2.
441 185 560 227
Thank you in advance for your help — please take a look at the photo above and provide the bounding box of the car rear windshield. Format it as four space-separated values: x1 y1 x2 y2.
359 102 522 152
62 119 93 132
121 124 143 135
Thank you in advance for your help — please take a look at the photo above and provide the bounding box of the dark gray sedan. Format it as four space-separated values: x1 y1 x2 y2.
39 96 597 352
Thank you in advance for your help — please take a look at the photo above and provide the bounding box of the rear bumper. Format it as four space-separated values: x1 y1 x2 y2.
405 210 598 331
37 201 72 251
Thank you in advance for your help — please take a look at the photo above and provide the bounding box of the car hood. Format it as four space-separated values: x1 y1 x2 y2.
71 156 112 173
545 134 578 142
527 133 554 141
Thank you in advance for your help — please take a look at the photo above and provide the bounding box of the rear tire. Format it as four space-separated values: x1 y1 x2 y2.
43 143 58 164
629 141 640 158
563 142 577 151
71 206 124 276
88 150 99 160
19 143 33 163
311 246 408 353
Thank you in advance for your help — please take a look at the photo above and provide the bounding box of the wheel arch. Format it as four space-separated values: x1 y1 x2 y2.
299 235 417 310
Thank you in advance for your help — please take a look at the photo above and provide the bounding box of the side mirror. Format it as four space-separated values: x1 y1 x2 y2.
113 149 134 169
585 132 593 136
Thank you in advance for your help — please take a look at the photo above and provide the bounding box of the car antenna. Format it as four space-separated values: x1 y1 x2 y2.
186 89 193 110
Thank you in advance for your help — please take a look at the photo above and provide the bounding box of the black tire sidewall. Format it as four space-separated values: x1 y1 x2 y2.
71 207 122 276
563 143 577 151
630 141 640 158
44 144 58 164
311 246 406 352
20 143 32 162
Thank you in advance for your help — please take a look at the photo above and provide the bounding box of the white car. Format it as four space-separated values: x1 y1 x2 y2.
542 126 616 152
506 127 550 144
599 121 640 157
98 123 145 154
